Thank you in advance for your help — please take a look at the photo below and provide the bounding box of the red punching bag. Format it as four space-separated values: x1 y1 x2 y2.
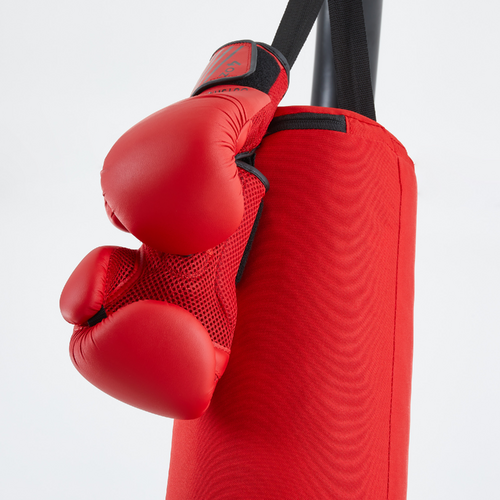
166 1 416 499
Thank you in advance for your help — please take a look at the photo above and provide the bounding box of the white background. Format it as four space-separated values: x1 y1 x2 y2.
1 0 499 498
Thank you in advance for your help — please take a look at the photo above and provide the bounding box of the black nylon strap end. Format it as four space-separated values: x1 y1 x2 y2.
328 0 376 121
272 0 376 121
272 0 325 68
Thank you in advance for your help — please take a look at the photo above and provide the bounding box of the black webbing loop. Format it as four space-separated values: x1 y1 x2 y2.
327 0 376 120
272 0 325 69
272 0 376 121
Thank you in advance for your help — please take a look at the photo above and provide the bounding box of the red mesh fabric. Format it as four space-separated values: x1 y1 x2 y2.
105 248 136 293
100 168 265 352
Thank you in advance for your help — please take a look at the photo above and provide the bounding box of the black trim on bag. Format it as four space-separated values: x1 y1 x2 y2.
236 199 265 284
265 112 346 136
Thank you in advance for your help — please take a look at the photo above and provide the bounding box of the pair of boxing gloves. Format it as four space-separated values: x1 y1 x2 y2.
60 41 289 419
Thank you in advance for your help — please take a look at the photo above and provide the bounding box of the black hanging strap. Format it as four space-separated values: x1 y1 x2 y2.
272 0 325 69
272 0 376 121
328 0 376 120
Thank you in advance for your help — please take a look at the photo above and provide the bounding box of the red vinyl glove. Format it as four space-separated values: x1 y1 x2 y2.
103 40 288 255
60 41 288 419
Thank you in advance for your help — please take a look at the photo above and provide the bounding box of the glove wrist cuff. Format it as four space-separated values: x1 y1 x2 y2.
191 40 289 97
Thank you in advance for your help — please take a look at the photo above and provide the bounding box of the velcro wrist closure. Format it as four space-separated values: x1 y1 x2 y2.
192 40 289 97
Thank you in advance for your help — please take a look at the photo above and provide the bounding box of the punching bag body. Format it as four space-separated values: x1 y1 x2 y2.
166 106 416 500
166 1 416 499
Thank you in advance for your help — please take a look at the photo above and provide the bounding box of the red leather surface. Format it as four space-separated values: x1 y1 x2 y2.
166 106 417 499
60 246 115 325
70 300 216 419
101 88 270 256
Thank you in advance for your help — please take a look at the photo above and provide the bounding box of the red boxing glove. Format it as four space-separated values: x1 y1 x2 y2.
60 41 288 419
102 40 289 255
